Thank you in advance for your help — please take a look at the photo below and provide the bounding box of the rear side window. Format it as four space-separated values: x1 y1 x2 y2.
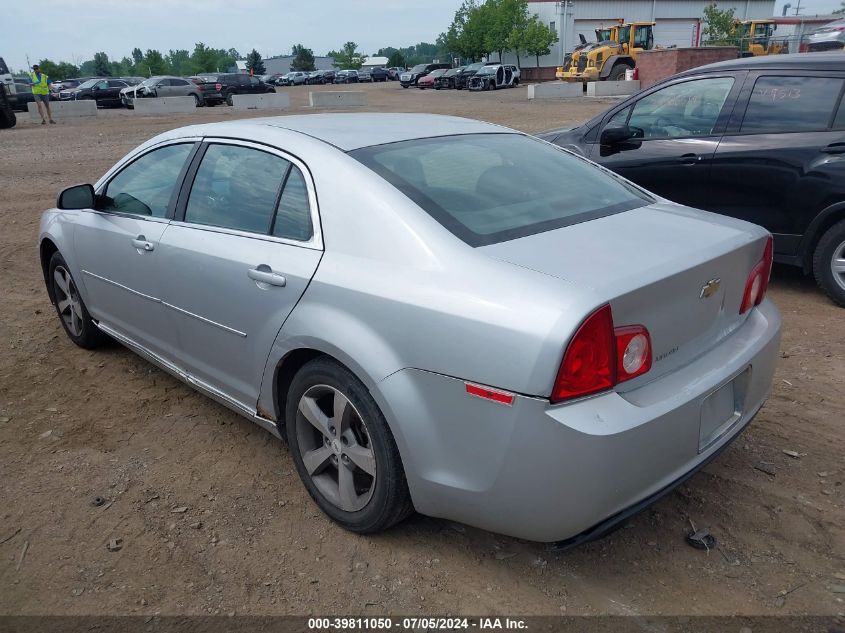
185 144 289 234
272 167 313 241
103 143 194 218
740 76 844 133
352 134 651 247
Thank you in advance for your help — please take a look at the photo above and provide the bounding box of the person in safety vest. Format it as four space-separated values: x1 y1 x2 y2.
30 64 55 125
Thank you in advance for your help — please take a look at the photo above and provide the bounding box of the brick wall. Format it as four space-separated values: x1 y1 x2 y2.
636 47 739 88
520 66 560 82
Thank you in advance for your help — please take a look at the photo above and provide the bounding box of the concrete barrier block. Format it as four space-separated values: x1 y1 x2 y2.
527 82 583 100
232 93 290 110
28 100 97 121
586 80 641 97
133 97 197 115
308 91 367 107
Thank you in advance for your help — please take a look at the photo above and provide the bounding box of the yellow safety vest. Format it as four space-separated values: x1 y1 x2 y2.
30 72 49 95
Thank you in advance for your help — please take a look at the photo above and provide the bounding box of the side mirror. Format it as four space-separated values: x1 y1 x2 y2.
57 184 95 210
600 123 642 146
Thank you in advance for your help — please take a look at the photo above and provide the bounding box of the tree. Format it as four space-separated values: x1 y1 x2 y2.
93 52 112 76
523 15 558 67
131 48 144 67
504 0 531 67
290 44 316 71
245 49 265 75
143 49 168 76
328 41 366 69
835 2 845 15
387 50 406 68
166 49 192 76
701 2 737 45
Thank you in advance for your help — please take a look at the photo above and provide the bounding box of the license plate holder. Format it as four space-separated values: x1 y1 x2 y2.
699 367 750 453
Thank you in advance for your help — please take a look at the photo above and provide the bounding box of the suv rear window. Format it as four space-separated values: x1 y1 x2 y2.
351 134 651 247
741 76 845 134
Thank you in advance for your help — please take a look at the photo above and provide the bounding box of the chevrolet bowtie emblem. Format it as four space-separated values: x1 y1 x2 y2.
700 278 721 299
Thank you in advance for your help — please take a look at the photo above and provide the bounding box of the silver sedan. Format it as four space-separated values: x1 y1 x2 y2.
38 114 781 544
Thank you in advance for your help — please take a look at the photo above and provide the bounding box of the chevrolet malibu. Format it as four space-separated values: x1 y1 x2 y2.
38 114 781 545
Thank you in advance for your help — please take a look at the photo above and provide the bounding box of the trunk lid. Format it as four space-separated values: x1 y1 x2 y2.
480 203 769 384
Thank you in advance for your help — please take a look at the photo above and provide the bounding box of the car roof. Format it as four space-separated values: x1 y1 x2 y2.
168 113 509 152
676 51 845 78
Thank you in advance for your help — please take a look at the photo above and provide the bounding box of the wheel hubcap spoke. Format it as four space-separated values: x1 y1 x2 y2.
832 258 845 275
344 443 376 477
337 461 359 509
53 269 69 295
299 396 331 438
302 444 334 476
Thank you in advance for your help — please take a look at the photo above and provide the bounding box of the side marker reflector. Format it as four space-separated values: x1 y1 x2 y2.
465 383 515 406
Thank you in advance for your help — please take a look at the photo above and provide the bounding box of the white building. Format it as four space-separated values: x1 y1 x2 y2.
511 0 777 67
362 56 390 68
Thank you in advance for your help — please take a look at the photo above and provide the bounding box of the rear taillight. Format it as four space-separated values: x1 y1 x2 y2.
740 236 774 315
551 305 652 403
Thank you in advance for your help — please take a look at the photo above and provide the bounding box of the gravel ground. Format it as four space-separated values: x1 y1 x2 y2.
1 82 843 618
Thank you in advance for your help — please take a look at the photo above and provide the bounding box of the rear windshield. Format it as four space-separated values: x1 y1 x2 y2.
351 134 651 247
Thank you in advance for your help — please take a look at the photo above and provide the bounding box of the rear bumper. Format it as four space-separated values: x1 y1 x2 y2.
374 300 781 543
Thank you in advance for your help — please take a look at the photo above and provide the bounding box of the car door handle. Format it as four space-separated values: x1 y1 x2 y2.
131 236 154 252
248 266 287 287
678 153 701 165
821 143 845 155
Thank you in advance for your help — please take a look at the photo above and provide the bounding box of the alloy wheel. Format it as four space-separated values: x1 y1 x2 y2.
53 266 84 337
295 384 377 512
831 239 845 293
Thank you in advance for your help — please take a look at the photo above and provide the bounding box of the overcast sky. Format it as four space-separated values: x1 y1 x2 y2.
5 0 843 72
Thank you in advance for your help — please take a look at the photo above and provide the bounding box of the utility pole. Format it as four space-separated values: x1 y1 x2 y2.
793 0 802 15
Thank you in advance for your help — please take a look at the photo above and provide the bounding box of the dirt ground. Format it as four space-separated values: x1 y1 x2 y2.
1 82 843 618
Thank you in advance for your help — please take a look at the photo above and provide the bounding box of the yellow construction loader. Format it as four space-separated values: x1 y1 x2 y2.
734 20 785 57
557 21 656 82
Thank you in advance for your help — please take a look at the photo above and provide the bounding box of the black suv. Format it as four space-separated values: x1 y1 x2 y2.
542 53 845 306
400 63 451 88
194 73 275 105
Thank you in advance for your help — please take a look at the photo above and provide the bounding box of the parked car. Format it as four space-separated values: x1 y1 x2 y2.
39 113 780 545
387 67 404 81
541 52 845 306
120 76 204 107
417 69 447 89
279 72 309 86
467 64 519 91
805 18 845 52
369 67 388 82
455 62 487 90
399 63 451 88
435 67 464 90
62 78 129 107
306 70 336 85
11 81 37 111
334 70 359 84
357 68 373 83
50 77 93 94
193 73 274 105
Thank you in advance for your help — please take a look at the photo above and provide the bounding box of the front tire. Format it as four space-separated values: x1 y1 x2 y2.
225 92 234 106
48 252 107 349
607 64 629 82
286 358 413 534
813 219 845 307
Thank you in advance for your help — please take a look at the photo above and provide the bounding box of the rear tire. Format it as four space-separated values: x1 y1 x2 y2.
0 105 15 129
286 358 414 534
225 92 234 106
193 94 202 107
607 64 629 82
48 252 108 349
812 219 845 307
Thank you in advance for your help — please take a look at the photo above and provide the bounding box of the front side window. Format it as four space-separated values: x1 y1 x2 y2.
184 144 289 234
352 134 650 247
102 143 194 217
740 76 844 134
627 77 734 139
